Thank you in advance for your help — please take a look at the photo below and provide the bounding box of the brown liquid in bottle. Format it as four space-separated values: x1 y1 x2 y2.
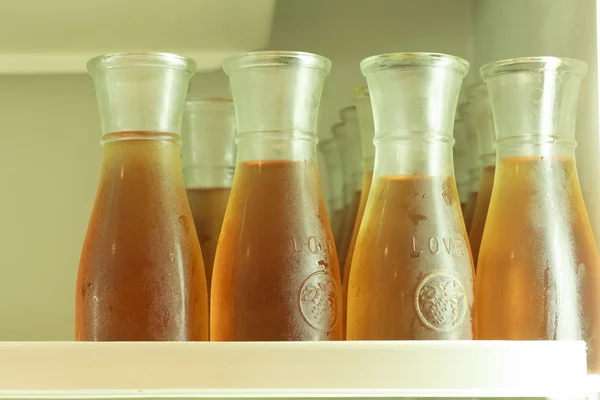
337 191 361 274
341 171 373 337
477 156 600 372
468 165 495 268
186 187 231 296
347 175 474 340
463 191 478 231
211 160 342 341
76 132 208 341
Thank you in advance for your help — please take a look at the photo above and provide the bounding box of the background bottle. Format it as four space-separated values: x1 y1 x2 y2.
76 53 208 341
212 51 342 341
347 53 474 340
181 98 237 304
318 138 346 245
477 56 600 373
453 117 470 214
336 106 363 273
466 84 496 268
459 100 481 231
342 87 375 337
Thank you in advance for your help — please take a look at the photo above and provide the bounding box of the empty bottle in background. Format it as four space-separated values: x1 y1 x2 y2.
318 138 346 245
331 122 350 244
76 53 208 341
477 57 600 373
317 142 334 218
454 117 470 214
466 84 496 269
459 100 481 232
347 53 474 340
342 87 375 336
181 97 237 303
212 51 342 341
336 106 363 274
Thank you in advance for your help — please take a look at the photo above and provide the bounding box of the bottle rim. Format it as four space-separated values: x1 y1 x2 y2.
185 97 235 111
360 52 469 77
352 86 369 100
222 51 332 75
87 52 196 75
480 56 588 80
331 122 347 137
339 105 358 121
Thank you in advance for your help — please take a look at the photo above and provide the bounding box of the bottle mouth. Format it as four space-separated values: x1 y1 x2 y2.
339 106 358 121
360 52 469 77
480 56 588 79
331 122 347 137
87 52 197 75
222 51 332 75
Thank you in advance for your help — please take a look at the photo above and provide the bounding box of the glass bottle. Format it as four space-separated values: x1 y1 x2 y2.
342 86 375 336
331 122 350 245
466 84 495 268
477 57 600 373
212 51 342 341
347 53 474 340
76 53 208 341
181 97 237 302
459 100 481 231
453 117 470 213
318 138 346 245
336 106 363 273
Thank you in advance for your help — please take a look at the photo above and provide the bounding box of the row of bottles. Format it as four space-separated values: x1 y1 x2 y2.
74 51 600 373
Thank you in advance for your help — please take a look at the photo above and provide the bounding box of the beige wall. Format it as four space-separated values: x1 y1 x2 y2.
0 0 474 340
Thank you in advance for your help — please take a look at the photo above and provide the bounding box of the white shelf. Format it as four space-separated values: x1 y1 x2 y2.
0 341 594 398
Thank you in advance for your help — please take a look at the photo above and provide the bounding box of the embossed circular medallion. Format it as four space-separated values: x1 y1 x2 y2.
298 271 341 333
415 272 468 332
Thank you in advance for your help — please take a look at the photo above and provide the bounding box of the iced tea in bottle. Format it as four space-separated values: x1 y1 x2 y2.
466 84 495 268
212 51 342 341
76 53 208 341
454 118 470 214
181 98 237 300
477 57 600 372
459 101 481 232
318 138 346 245
342 87 375 336
347 53 474 340
335 107 363 273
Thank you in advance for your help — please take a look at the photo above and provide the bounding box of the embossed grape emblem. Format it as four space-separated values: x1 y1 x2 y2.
298 271 341 333
415 272 467 332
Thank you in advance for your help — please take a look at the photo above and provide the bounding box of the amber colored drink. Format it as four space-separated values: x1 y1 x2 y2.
211 160 342 341
463 192 478 232
341 171 373 337
337 191 361 274
468 165 495 268
186 187 231 296
76 132 208 341
477 156 600 372
347 174 474 340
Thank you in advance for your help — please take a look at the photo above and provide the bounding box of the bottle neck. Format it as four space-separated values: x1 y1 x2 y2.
373 138 454 179
235 132 317 163
184 166 235 189
496 137 577 160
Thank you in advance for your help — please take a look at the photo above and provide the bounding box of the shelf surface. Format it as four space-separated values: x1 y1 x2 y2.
0 340 594 398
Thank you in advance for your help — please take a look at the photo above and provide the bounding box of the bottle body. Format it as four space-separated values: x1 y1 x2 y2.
347 53 474 340
76 132 208 340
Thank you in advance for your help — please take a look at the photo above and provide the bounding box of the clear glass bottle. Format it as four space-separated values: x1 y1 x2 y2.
477 57 600 373
331 122 350 245
212 51 342 341
453 117 470 213
347 53 474 340
459 100 481 232
466 84 496 268
336 106 363 273
76 53 208 341
342 86 375 336
181 97 237 301
318 138 346 245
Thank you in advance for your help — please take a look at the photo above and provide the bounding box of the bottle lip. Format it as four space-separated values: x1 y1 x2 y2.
480 56 588 79
87 52 196 75
360 52 469 77
222 51 332 75
466 82 487 99
185 96 235 111
339 105 358 121
331 122 347 137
